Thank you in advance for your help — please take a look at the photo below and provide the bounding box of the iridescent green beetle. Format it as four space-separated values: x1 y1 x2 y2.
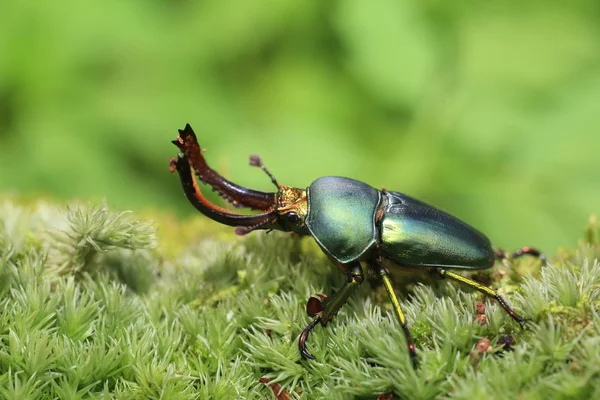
169 124 545 367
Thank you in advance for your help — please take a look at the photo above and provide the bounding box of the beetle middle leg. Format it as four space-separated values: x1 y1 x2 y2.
433 268 526 326
374 264 419 368
298 261 364 360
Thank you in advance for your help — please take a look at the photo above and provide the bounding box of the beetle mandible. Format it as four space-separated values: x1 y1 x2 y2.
169 124 545 367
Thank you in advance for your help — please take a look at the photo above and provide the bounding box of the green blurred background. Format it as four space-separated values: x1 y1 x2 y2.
0 0 599 251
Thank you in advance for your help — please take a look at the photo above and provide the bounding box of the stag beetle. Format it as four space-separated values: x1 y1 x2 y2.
169 124 544 367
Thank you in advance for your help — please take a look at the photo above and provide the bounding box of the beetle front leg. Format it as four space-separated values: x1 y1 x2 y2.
433 268 526 326
298 262 364 360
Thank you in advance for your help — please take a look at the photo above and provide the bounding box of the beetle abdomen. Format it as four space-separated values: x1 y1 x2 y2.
379 192 495 269
306 177 382 263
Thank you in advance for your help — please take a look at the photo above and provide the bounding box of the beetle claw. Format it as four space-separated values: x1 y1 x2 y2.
298 317 321 360
517 317 531 330
299 345 316 360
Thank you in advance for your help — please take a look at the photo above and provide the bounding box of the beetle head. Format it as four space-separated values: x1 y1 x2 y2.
274 185 309 234
170 124 309 235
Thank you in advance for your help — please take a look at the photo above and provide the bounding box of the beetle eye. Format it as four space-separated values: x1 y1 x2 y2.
286 211 300 224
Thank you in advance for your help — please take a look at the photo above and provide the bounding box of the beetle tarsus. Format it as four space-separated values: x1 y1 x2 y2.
515 318 531 330
434 267 527 328
493 293 528 327
299 263 363 361
299 317 321 360
400 322 419 368
406 335 419 368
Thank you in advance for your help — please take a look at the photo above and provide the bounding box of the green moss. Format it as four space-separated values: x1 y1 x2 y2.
0 199 599 399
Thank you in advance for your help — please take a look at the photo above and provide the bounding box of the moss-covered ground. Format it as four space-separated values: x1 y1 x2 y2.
0 199 599 399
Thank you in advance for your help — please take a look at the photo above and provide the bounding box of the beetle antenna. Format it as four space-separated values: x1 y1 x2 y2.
249 155 280 190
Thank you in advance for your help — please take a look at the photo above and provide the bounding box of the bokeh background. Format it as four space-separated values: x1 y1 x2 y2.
1 0 599 252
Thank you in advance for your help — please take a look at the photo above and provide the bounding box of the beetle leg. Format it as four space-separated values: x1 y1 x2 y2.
376 266 418 368
298 317 322 360
298 262 363 360
433 268 526 327
495 247 546 266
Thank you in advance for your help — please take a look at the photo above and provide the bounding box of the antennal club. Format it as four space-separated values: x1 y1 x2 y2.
250 155 280 190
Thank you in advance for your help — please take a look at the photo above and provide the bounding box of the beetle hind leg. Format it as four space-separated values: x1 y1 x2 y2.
495 247 546 266
434 268 526 327
298 262 364 360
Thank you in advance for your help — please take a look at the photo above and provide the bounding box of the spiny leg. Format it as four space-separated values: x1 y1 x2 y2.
376 265 418 368
433 268 526 326
298 262 364 360
495 247 546 266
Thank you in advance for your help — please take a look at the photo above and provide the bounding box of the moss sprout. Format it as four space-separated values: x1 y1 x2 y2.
0 199 598 399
